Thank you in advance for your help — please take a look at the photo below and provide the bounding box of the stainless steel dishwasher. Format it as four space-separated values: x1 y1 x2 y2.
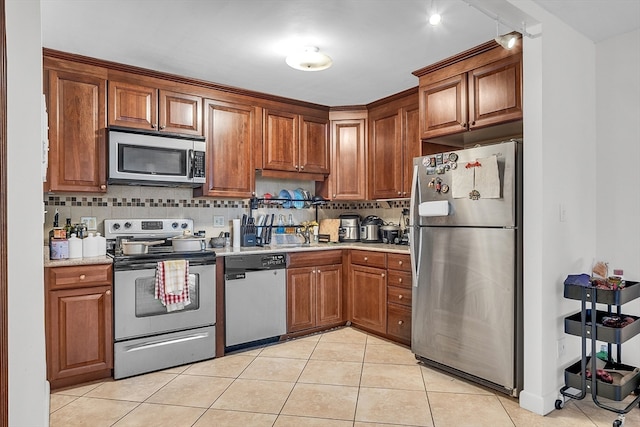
224 253 287 351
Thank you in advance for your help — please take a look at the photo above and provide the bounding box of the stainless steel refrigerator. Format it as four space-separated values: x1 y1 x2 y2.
409 140 522 396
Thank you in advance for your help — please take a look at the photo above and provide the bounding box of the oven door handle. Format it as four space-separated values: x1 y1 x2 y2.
123 332 212 352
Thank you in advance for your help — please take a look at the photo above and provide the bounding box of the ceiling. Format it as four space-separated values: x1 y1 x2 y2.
40 0 640 107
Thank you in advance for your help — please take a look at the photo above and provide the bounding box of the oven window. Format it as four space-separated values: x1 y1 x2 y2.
119 144 186 176
134 273 201 317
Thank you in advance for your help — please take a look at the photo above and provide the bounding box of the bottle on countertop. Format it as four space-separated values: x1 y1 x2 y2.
68 233 82 259
64 218 73 238
224 232 230 247
82 232 98 258
95 232 106 256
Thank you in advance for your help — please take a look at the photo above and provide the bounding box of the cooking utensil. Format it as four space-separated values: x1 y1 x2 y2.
121 240 164 255
171 235 206 252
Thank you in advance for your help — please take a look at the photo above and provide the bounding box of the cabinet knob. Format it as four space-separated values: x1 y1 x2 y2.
471 121 476 126
152 123 157 129
398 261 403 266
398 278 403 283
317 269 320 273
333 194 337 198
398 191 402 196
295 165 299 170
403 191 407 196
79 274 86 280
300 165 304 170
398 295 403 300
381 273 385 278
100 184 106 190
160 125 166 130
364 257 368 261
461 123 467 128
105 290 111 296
398 320 404 325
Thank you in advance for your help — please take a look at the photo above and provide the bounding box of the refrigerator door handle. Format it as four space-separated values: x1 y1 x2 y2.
409 163 420 288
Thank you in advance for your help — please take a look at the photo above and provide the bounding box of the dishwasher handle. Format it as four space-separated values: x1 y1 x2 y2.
225 272 246 281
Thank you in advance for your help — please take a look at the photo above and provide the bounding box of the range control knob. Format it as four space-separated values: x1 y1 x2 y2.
124 222 132 229
112 223 121 230
172 222 179 229
181 223 188 229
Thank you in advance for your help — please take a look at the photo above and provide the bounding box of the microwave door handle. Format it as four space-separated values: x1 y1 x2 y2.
188 149 194 178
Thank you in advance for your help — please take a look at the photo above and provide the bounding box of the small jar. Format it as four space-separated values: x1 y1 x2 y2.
224 232 230 247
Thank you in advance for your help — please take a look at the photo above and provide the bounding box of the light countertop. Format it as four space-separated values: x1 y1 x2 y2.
44 242 409 267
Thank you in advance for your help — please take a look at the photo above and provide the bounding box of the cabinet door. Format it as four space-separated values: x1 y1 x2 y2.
263 109 298 172
419 73 467 139
287 267 315 333
300 116 329 174
468 54 523 130
369 110 402 199
108 80 158 130
47 285 113 383
326 119 367 200
316 264 343 327
47 69 107 193
350 264 386 333
199 99 255 198
402 104 420 196
159 90 202 135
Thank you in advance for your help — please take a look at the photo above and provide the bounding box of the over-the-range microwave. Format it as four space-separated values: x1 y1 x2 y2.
108 128 206 187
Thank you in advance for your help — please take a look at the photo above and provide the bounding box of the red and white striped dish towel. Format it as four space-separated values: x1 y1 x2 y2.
155 260 191 312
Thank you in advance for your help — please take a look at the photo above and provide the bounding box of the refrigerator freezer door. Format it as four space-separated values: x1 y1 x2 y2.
412 226 516 390
413 140 518 228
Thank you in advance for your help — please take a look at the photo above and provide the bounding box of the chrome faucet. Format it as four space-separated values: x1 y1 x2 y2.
296 227 310 244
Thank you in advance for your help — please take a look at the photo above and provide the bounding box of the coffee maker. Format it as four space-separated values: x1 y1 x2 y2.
338 213 360 242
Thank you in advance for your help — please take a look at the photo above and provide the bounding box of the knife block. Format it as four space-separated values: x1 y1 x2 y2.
240 225 256 247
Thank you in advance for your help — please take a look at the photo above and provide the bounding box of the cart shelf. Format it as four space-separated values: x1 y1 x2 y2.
564 360 640 401
564 281 640 305
564 311 640 344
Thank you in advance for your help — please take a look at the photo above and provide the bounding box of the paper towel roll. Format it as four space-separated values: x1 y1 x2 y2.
418 200 449 217
232 219 241 248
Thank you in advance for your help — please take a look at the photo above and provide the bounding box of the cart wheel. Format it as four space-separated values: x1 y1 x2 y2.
555 399 564 410
613 420 622 427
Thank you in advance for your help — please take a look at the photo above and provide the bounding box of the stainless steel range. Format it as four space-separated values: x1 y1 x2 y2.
105 218 216 379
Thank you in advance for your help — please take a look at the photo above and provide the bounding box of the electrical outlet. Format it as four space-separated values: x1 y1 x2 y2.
557 337 566 358
559 204 567 222
213 215 225 227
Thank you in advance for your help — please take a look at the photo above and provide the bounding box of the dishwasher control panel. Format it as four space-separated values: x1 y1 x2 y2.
225 253 287 280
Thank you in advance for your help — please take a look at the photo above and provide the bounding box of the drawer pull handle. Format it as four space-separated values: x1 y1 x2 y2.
79 274 86 280
398 295 403 299
398 320 404 325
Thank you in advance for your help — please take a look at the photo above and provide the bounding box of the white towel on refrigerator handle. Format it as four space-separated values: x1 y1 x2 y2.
419 201 449 217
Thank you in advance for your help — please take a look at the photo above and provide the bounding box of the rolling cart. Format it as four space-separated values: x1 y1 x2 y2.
556 280 640 427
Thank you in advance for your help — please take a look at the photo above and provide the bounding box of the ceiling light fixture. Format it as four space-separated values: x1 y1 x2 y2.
285 46 332 72
428 0 441 26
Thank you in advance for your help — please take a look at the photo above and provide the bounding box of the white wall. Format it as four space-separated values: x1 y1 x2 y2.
6 0 48 425
512 0 598 416
595 29 640 366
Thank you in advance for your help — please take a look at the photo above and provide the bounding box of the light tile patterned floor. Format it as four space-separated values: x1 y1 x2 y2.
49 327 639 427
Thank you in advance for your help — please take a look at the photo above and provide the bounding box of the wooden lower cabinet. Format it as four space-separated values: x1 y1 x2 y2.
386 253 412 345
287 251 343 334
350 264 387 334
45 264 113 389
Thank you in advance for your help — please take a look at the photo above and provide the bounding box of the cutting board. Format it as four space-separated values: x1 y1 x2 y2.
319 219 341 242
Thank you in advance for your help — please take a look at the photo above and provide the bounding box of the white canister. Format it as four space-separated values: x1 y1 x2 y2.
68 233 83 259
82 233 98 258
95 232 106 256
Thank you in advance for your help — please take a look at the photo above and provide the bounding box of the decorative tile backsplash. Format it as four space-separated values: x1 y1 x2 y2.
42 179 409 244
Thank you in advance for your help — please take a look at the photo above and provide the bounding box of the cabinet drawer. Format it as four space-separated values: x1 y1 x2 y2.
48 264 112 290
387 253 410 272
387 286 412 307
288 250 343 268
387 304 411 343
351 250 386 269
387 270 412 288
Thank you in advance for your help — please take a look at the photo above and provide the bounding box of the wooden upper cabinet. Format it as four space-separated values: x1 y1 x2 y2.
467 54 522 130
414 38 523 142
46 67 107 193
368 90 419 199
195 98 256 198
262 108 330 179
369 108 402 199
300 116 330 174
108 79 203 135
263 109 298 172
419 74 467 139
317 113 367 201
